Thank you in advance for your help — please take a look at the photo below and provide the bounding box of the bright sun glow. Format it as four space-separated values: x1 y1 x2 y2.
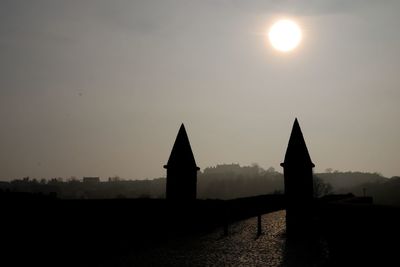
268 19 302 52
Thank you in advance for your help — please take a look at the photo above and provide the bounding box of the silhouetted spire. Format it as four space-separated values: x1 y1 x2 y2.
164 124 199 170
164 123 197 169
281 118 315 168
280 118 315 237
164 123 199 200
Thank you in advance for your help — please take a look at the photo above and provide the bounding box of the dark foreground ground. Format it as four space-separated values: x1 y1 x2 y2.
116 210 289 266
1 193 400 266
1 193 284 266
118 210 330 267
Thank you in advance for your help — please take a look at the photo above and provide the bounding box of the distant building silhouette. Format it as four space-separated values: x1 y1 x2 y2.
280 118 315 235
164 124 200 200
203 164 259 176
83 177 100 184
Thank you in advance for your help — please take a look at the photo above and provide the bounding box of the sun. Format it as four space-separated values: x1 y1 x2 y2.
268 19 302 52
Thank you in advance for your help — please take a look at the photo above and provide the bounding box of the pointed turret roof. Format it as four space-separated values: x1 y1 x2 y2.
164 124 199 170
281 118 315 167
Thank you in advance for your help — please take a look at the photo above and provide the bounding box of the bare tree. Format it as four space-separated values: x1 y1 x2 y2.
313 176 333 198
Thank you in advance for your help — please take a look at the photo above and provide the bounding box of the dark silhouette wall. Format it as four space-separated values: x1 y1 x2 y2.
164 124 200 200
280 118 315 235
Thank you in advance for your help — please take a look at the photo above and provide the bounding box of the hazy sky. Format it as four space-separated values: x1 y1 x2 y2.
1 0 400 180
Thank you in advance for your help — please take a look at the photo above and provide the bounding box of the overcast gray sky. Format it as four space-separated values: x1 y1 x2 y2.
1 0 400 180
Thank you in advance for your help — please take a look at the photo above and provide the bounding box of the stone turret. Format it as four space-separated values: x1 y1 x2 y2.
164 124 199 200
281 118 315 235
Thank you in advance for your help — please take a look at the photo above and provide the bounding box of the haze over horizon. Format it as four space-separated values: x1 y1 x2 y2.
1 1 400 180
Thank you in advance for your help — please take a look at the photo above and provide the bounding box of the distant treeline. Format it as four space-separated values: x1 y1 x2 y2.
0 163 398 205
